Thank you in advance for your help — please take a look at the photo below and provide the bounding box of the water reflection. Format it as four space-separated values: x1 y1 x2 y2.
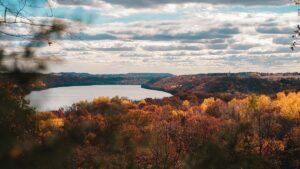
25 85 172 111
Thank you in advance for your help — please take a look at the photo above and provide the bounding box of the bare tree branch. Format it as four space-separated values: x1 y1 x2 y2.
15 0 27 22
0 0 56 37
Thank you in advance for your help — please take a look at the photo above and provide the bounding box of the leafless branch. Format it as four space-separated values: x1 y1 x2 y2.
15 0 27 22
0 0 56 37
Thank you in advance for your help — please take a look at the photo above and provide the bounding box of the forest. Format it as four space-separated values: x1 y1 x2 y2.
143 73 300 101
0 73 174 91
0 80 299 168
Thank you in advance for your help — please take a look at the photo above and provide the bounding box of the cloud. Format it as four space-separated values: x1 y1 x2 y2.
256 27 293 34
231 44 256 50
142 45 200 51
55 0 290 8
54 0 106 7
95 46 135 51
133 27 239 41
273 37 292 45
66 33 117 40
1 2 299 74
207 43 228 50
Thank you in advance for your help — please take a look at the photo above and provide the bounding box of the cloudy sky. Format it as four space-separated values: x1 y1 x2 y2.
0 0 299 74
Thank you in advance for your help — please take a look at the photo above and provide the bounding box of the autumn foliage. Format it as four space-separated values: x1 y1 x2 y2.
0 81 299 169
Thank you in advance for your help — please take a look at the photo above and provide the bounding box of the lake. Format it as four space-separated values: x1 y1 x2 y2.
25 85 172 112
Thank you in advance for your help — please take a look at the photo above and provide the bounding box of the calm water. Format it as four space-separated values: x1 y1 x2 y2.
25 85 172 111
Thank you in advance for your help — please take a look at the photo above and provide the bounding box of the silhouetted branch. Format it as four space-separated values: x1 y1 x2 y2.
0 0 56 37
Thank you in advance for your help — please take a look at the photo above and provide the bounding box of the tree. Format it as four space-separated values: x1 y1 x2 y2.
0 1 77 169
0 0 55 37
274 92 300 120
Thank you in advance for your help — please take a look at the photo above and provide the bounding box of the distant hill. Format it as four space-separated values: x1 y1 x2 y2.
2 72 299 100
143 73 300 101
30 73 174 90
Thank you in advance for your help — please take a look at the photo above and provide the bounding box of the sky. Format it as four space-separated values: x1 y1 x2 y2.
0 0 300 75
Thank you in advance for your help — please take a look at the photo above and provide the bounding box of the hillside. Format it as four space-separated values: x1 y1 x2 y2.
143 73 300 101
29 72 174 90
